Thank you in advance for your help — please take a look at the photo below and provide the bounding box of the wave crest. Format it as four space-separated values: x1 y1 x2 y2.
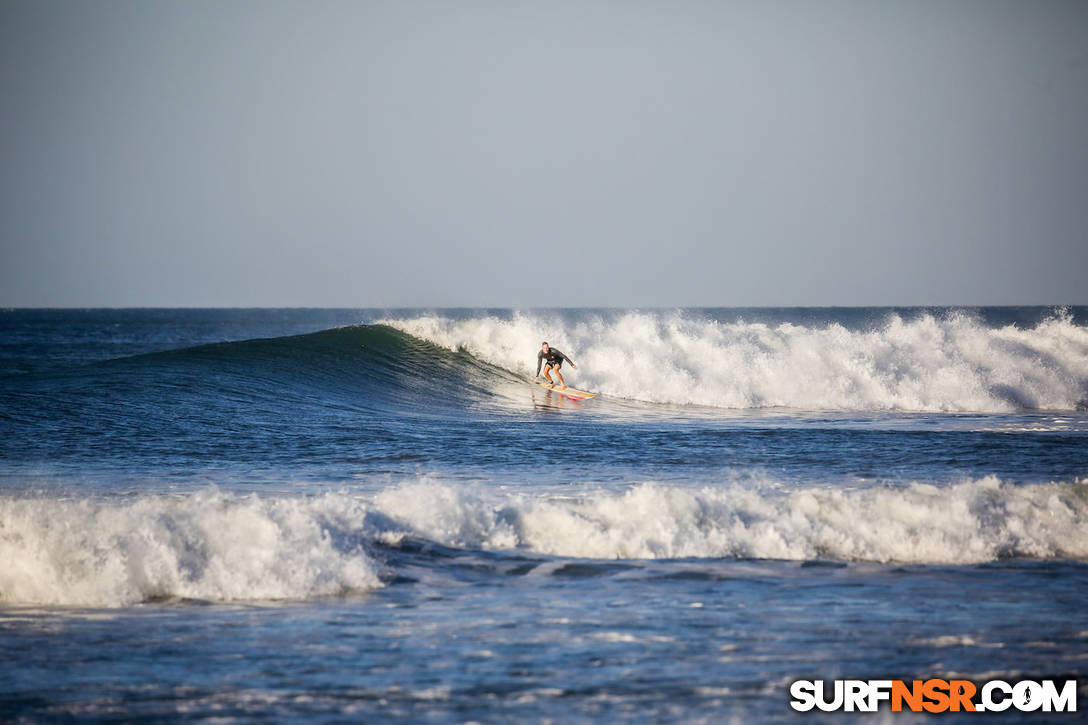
388 310 1088 412
374 477 1088 564
0 491 380 607
4 477 1085 607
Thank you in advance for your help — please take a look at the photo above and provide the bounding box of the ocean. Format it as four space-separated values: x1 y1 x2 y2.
1 307 1086 723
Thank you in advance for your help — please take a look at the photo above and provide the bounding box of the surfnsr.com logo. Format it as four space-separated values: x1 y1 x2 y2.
790 679 1078 713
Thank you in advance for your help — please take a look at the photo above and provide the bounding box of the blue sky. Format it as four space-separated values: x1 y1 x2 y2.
2 0 1086 307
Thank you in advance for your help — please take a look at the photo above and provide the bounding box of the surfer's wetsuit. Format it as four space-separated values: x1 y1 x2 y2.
536 348 573 376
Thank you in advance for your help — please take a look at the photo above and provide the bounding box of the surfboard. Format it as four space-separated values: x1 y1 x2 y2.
534 381 598 400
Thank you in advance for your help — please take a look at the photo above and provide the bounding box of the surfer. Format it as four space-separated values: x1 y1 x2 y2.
535 342 577 389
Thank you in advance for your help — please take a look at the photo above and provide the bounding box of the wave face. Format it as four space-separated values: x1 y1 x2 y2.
6 477 1083 607
2 322 511 414
388 309 1088 412
0 324 522 466
115 323 515 414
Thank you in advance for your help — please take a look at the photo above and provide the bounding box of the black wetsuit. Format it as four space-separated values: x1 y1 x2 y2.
536 348 573 377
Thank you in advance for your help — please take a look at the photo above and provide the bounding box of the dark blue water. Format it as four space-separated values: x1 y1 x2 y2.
2 308 1086 723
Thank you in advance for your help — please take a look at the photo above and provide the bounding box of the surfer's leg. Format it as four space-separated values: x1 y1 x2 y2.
543 364 555 384
556 368 566 388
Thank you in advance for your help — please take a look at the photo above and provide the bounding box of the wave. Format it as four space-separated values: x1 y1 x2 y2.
8 309 1085 420
4 477 1085 606
387 309 1088 412
1 324 520 430
373 477 1088 565
126 323 514 412
0 490 381 607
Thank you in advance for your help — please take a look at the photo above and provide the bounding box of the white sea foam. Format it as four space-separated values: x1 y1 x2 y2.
386 310 1088 412
3 477 1085 607
0 490 380 607
373 477 1088 564
909 635 1003 648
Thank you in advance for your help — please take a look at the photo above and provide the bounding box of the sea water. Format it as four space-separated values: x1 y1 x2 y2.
1 307 1086 723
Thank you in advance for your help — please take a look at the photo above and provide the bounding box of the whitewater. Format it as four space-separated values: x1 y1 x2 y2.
388 308 1088 412
4 476 1085 608
1 307 1086 723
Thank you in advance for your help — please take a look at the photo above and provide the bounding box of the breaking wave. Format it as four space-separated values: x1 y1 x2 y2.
4 476 1085 606
388 309 1088 412
0 490 380 607
373 477 1088 564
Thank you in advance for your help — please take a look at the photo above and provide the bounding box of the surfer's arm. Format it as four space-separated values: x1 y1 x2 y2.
535 351 543 377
